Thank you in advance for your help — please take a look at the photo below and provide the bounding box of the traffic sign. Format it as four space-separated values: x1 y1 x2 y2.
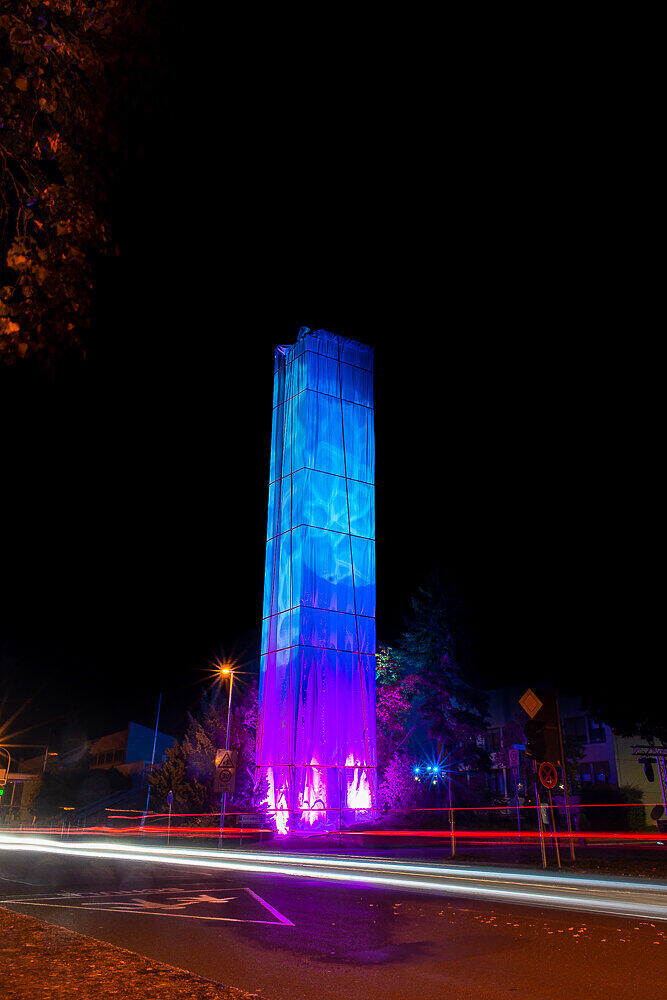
214 748 238 794
519 690 562 767
539 762 558 789
519 689 543 719
508 748 520 768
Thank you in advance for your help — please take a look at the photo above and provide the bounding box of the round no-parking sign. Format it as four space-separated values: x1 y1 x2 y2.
538 762 558 789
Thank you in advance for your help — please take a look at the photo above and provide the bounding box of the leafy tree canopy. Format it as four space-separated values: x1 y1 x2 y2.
149 681 261 815
0 0 161 365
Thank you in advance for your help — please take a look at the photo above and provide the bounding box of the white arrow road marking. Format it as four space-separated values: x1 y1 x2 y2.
0 885 294 925
83 894 237 911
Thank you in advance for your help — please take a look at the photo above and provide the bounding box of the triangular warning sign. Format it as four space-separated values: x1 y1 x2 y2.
219 752 232 766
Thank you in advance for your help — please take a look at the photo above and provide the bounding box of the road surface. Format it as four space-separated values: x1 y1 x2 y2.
0 836 665 999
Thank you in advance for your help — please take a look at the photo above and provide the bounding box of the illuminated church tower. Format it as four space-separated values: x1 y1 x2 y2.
256 328 376 833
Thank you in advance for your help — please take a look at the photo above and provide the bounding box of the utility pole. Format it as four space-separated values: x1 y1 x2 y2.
555 693 575 861
218 667 234 847
141 693 162 830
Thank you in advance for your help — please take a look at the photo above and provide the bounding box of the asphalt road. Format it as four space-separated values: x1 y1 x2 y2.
1 849 665 999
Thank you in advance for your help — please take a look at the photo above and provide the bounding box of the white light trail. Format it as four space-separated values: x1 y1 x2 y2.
1 833 666 922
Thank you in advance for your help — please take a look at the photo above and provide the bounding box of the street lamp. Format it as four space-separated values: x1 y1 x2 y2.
219 664 235 752
218 663 235 847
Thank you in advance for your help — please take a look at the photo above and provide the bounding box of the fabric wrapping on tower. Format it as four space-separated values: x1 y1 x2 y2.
256 327 376 833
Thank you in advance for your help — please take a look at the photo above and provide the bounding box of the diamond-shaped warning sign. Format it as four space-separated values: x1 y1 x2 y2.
519 688 543 719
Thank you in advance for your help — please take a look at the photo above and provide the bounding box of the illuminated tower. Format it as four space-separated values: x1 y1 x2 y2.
256 327 376 834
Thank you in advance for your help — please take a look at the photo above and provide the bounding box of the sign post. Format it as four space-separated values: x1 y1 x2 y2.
509 747 522 839
215 748 238 846
448 774 456 858
538 764 561 869
546 787 561 868
520 688 569 868
166 790 173 846
555 694 575 861
533 761 547 869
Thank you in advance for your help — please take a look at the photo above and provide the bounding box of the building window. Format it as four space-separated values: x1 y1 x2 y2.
506 769 518 798
488 729 501 752
587 718 606 744
487 770 505 795
564 717 587 742
593 761 610 784
578 763 593 785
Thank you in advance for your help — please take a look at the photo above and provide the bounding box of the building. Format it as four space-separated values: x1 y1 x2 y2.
485 686 665 823
0 722 175 824
85 723 175 783
257 328 377 834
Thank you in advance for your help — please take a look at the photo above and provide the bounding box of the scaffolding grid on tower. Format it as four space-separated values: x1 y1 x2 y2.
256 327 377 834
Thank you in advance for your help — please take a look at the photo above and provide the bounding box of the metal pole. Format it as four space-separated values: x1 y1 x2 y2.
219 674 234 848
534 764 547 868
547 787 561 868
561 763 575 861
225 674 233 750
657 755 667 816
555 694 575 861
448 774 455 858
219 795 226 847
167 801 172 846
142 693 162 828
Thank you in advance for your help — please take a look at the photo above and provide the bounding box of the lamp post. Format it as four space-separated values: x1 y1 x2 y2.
141 693 162 831
219 665 234 847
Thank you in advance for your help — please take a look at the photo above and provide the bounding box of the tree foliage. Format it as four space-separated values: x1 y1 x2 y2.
580 692 667 746
149 681 261 814
579 784 646 832
0 0 159 365
375 646 421 813
397 568 490 771
33 760 130 819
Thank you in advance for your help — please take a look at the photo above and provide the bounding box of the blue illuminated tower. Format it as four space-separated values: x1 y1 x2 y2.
257 328 376 833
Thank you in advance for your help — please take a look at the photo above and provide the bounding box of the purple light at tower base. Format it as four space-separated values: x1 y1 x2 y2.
256 328 377 835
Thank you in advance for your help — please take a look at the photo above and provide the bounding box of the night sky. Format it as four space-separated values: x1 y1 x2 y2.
1 41 650 751
1 276 605 748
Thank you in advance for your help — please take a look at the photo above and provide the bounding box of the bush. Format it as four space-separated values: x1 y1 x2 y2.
579 784 645 831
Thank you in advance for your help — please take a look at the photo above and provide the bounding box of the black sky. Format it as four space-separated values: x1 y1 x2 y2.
1 270 607 747
1 29 653 749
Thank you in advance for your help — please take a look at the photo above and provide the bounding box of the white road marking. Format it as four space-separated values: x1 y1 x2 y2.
0 884 294 925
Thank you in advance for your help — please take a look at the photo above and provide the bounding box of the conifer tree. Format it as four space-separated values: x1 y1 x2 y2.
398 569 490 772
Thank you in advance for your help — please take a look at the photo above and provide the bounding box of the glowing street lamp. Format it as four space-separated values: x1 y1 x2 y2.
217 662 236 847
218 663 235 752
